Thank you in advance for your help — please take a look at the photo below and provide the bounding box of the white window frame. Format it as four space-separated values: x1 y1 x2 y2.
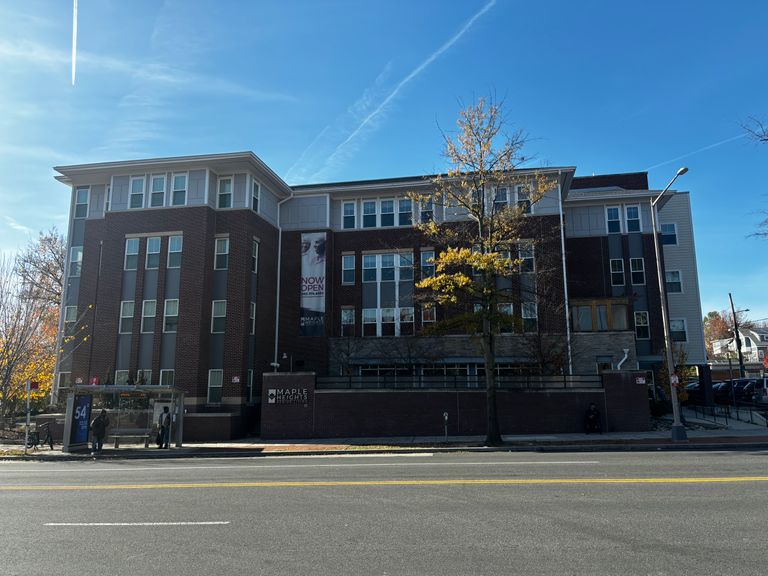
665 270 683 293
69 246 83 277
515 185 532 214
58 372 72 389
137 369 151 386
124 238 139 271
634 311 650 340
362 200 377 228
250 302 256 335
251 179 260 213
494 186 508 212
380 198 395 227
74 187 89 218
670 318 688 343
421 303 436 324
420 250 435 278
119 300 134 334
64 305 77 334
606 206 622 234
610 259 625 286
420 199 433 223
217 176 233 209
519 242 535 273
398 198 412 226
115 370 130 385
342 201 356 229
661 222 678 245
630 258 645 285
141 300 157 333
625 204 641 232
171 172 187 206
145 236 161 270
342 254 355 284
163 299 179 333
252 240 259 273
168 235 182 268
522 302 538 333
129 176 145 209
159 369 175 386
362 255 377 283
211 300 227 334
150 174 166 207
214 237 229 270
207 369 223 404
341 307 355 335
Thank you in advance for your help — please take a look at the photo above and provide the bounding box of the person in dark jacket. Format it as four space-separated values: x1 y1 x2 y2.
584 403 602 434
90 409 110 454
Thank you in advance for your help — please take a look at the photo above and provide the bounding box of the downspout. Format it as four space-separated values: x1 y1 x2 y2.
273 191 294 370
557 171 573 375
616 348 630 370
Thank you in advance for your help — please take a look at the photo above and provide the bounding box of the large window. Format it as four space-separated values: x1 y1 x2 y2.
69 246 83 277
634 311 650 340
217 177 233 208
522 302 538 332
398 199 412 226
362 200 377 228
163 299 179 333
159 369 175 386
74 187 89 218
572 301 628 332
150 175 165 207
606 206 621 234
363 255 377 282
359 252 415 337
211 300 227 333
343 202 356 229
207 370 223 404
145 237 161 269
172 173 187 206
119 301 134 334
610 259 624 286
168 236 182 268
141 300 156 333
341 307 355 336
494 187 508 212
670 319 687 342
661 222 678 245
625 205 640 232
129 176 145 209
380 199 395 227
214 238 229 270
342 254 355 284
124 238 139 270
420 250 435 278
516 185 531 214
666 270 682 293
630 258 645 285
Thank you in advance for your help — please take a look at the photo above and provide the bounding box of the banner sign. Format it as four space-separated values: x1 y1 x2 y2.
300 232 326 336
70 394 92 445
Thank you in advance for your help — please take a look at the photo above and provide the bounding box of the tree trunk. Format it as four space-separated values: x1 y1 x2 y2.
481 319 502 445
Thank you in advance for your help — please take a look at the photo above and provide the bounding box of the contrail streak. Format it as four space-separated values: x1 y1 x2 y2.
646 133 747 171
321 0 496 168
71 0 78 85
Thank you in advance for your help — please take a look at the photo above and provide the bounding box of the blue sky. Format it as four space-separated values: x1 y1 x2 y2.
1 0 766 320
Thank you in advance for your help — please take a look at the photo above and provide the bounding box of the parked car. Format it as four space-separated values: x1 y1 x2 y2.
713 381 732 404
732 378 756 403
683 382 704 405
752 378 768 404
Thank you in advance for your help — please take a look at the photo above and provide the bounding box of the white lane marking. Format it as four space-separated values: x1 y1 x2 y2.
1 460 600 474
45 521 229 527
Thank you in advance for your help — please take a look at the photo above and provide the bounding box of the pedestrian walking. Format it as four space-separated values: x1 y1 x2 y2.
158 406 171 449
584 403 602 434
90 409 110 454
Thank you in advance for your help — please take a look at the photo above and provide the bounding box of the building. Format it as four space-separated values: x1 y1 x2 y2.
711 326 768 378
53 152 706 439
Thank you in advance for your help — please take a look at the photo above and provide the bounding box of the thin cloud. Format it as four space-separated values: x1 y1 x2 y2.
4 216 33 235
646 133 748 171
289 0 496 183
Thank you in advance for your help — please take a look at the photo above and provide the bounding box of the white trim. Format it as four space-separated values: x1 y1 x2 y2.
128 175 146 209
630 257 645 286
163 299 179 333
171 172 188 206
150 173 167 207
342 200 357 229
217 175 234 209
670 317 688 343
211 300 227 334
624 204 642 233
605 205 622 234
159 369 175 386
665 269 684 294
119 300 134 334
140 299 157 333
610 258 625 286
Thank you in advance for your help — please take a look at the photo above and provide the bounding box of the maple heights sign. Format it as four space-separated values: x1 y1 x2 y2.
267 388 308 405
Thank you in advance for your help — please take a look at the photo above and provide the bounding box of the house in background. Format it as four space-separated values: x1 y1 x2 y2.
711 326 768 377
52 152 707 439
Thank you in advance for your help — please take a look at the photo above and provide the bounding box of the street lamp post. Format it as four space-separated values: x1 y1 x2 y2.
650 166 688 442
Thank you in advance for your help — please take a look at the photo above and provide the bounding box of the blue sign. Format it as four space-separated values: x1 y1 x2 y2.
71 395 92 445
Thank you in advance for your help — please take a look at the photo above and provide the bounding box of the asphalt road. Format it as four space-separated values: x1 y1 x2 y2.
2 450 767 576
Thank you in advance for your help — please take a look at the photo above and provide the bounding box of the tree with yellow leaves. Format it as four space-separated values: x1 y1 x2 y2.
414 97 557 445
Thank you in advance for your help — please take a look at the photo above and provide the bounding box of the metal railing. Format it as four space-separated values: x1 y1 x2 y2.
316 374 603 390
687 404 730 426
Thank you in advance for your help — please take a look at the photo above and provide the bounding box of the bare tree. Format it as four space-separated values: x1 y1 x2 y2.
744 117 768 143
15 227 66 307
414 97 557 444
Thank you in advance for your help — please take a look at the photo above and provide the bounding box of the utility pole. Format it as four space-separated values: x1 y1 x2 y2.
728 293 746 378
